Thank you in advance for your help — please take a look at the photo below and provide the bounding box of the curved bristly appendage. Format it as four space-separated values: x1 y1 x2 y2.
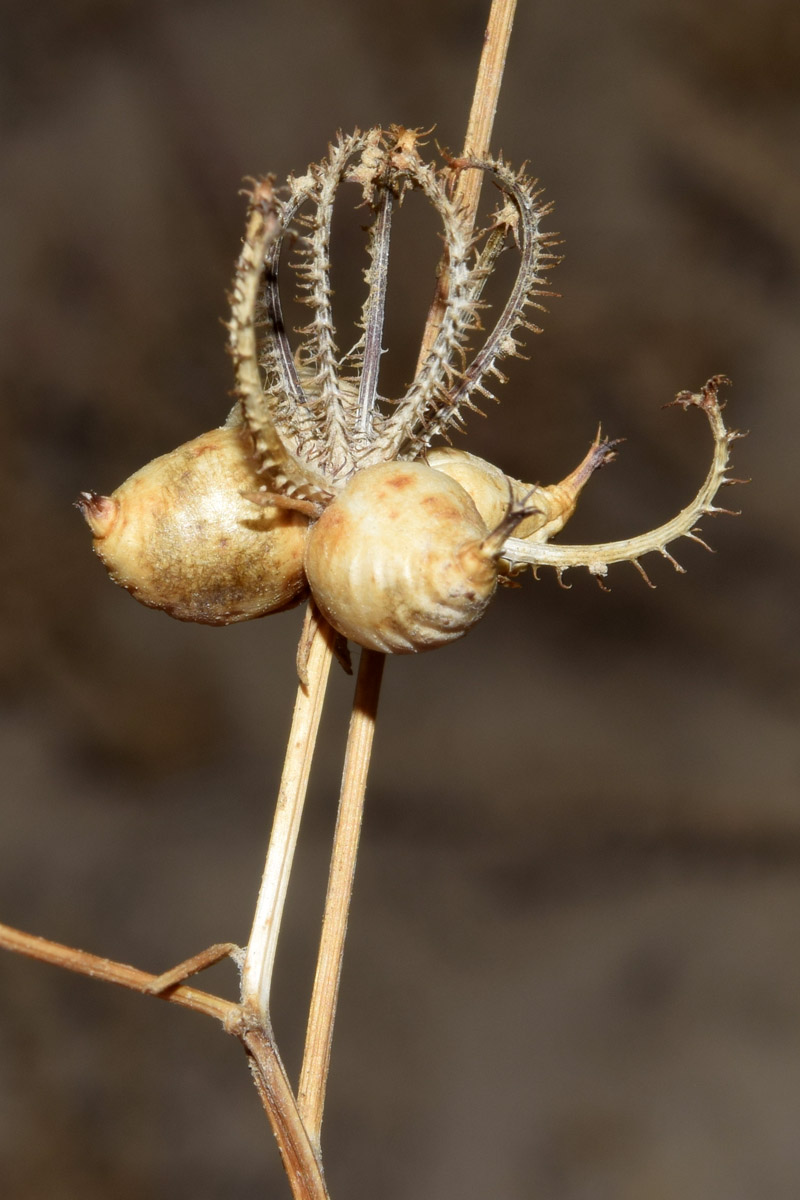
353 185 393 446
501 377 742 583
289 132 371 482
255 189 312 431
408 156 560 455
463 203 516 307
362 133 479 467
232 132 566 496
333 128 400 447
337 127 391 401
228 181 332 503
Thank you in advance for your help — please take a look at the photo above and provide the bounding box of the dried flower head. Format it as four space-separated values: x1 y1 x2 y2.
227 126 740 648
81 125 741 651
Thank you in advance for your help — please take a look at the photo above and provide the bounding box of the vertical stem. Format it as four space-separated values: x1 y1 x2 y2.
239 2 519 1181
241 606 336 1022
454 0 518 230
416 0 518 370
298 649 385 1147
293 0 519 1151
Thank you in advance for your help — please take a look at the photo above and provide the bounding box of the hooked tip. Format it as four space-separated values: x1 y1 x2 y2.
565 431 624 492
74 491 117 538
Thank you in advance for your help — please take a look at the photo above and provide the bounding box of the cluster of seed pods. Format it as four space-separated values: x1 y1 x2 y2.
79 128 741 654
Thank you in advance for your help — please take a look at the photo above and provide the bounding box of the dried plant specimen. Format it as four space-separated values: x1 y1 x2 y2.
2 4 745 1196
80 127 740 648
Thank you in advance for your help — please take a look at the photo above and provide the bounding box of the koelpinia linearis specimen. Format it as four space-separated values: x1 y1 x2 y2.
3 1 744 1196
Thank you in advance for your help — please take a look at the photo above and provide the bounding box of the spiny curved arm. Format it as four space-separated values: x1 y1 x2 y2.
341 128 399 446
361 132 479 467
502 377 744 586
353 187 393 445
413 155 560 451
256 189 312 425
289 132 372 481
229 179 333 502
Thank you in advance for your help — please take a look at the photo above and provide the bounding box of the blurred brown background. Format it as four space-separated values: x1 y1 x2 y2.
1 0 798 1196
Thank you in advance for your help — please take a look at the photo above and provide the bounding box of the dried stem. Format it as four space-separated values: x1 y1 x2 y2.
0 920 329 1200
290 0 517 1150
455 0 518 231
241 604 336 1023
416 0 518 369
243 1026 330 1200
298 648 385 1147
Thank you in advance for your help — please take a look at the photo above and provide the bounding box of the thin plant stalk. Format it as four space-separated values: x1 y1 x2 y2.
296 0 517 1147
454 0 518 231
241 604 336 1022
416 0 518 371
0 924 329 1200
298 648 385 1146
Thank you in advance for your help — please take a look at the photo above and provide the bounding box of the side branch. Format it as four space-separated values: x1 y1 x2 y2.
0 921 239 1028
454 0 518 231
0 921 330 1200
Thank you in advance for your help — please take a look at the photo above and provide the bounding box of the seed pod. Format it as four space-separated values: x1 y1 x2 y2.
77 421 309 625
425 448 512 530
427 434 619 549
304 461 524 654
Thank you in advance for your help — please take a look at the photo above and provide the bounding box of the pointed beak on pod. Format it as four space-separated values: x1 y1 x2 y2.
75 492 119 539
427 434 620 552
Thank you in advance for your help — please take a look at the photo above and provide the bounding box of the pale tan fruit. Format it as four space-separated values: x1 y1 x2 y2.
427 434 618 549
304 462 526 655
77 422 309 625
425 448 512 531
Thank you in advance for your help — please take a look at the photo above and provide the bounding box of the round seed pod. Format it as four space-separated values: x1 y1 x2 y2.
428 440 615 545
426 447 512 530
304 461 511 654
77 423 309 625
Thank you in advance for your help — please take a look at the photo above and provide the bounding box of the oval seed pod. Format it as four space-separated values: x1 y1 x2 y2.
304 461 520 655
427 435 618 548
77 421 309 625
425 447 512 530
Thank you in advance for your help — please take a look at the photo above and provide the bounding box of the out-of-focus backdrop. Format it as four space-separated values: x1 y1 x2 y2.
1 1 798 1196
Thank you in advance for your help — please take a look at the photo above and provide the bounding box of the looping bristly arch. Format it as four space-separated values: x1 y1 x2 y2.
215 128 745 645
228 127 561 492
